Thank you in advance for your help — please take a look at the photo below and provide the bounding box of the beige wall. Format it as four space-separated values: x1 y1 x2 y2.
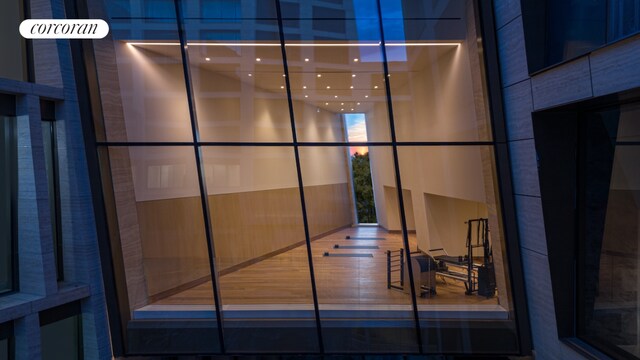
108 46 355 299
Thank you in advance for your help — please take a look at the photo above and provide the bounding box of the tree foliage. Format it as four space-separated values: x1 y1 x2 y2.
351 152 377 223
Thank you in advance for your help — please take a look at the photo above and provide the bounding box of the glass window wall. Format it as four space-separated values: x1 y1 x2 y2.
0 109 17 295
89 0 522 355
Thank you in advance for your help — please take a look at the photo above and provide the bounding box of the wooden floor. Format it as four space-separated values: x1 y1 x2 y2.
153 226 498 306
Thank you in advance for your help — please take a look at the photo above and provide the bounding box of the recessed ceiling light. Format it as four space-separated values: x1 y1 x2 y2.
374 85 378 89
305 58 309 62
351 108 354 111
365 95 369 98
256 57 261 62
325 102 329 105
357 102 360 105
304 95 308 98
303 85 307 89
334 95 338 98
282 74 286 77
350 86 354 89
353 58 359 62
341 108 344 111
317 74 322 78
352 74 356 78
326 86 330 89
341 102 344 105
248 73 252 77
205 57 211 61
280 85 284 89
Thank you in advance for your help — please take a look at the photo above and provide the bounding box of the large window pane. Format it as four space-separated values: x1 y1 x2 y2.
282 1 392 143
99 146 215 318
94 4 193 142
0 115 16 294
41 315 81 360
382 0 491 142
0 0 27 81
300 145 420 353
578 103 640 358
201 146 319 353
397 146 514 350
183 17 294 143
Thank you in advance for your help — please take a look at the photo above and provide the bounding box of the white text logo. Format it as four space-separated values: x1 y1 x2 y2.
19 19 109 39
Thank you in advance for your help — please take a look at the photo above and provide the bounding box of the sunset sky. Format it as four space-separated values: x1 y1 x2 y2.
345 113 368 155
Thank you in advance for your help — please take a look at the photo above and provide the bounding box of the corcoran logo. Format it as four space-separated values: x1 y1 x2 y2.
19 19 109 39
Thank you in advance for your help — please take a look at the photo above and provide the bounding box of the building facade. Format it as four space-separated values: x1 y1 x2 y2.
0 0 638 359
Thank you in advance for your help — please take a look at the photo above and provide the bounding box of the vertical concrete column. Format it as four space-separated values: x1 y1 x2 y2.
13 313 41 360
16 94 58 296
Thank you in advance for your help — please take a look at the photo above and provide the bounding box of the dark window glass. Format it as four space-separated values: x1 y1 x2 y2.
41 101 63 281
522 0 640 72
41 315 82 360
0 322 12 360
0 0 27 81
0 102 17 295
578 102 640 358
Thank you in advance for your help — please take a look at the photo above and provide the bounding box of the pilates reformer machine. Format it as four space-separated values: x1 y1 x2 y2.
386 248 438 297
429 218 496 297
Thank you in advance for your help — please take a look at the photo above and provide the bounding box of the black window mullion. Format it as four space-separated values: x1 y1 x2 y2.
274 0 324 353
374 0 423 353
174 0 226 353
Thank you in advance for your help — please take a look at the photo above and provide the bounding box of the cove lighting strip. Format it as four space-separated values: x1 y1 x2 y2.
126 41 461 47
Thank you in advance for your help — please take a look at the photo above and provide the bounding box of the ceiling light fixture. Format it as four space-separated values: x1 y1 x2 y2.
280 85 284 89
305 95 308 98
350 86 354 89
354 58 359 62
374 85 378 89
326 86 330 89
325 102 329 105
205 57 211 61
303 85 307 89
317 74 322 78
357 102 360 105
352 74 356 78
334 95 338 98
256 57 261 62
304 58 309 62
365 95 369 98
351 108 354 111
126 41 461 47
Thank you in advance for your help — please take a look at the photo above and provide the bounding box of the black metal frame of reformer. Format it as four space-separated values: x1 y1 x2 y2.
429 218 494 296
386 249 436 297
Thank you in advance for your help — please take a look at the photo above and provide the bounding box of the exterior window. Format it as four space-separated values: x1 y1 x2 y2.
0 1 27 81
0 95 17 295
535 95 640 359
40 303 83 360
87 0 523 355
578 102 640 358
41 100 63 281
521 0 640 72
0 321 12 360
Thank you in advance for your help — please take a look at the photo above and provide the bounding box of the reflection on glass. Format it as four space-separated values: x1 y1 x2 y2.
101 146 214 314
299 145 419 353
184 20 293 143
201 146 319 352
0 116 16 294
397 146 511 346
579 103 640 358
382 0 491 142
283 12 392 142
97 2 193 142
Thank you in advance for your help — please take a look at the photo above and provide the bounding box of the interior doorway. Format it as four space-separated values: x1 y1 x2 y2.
344 113 377 224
